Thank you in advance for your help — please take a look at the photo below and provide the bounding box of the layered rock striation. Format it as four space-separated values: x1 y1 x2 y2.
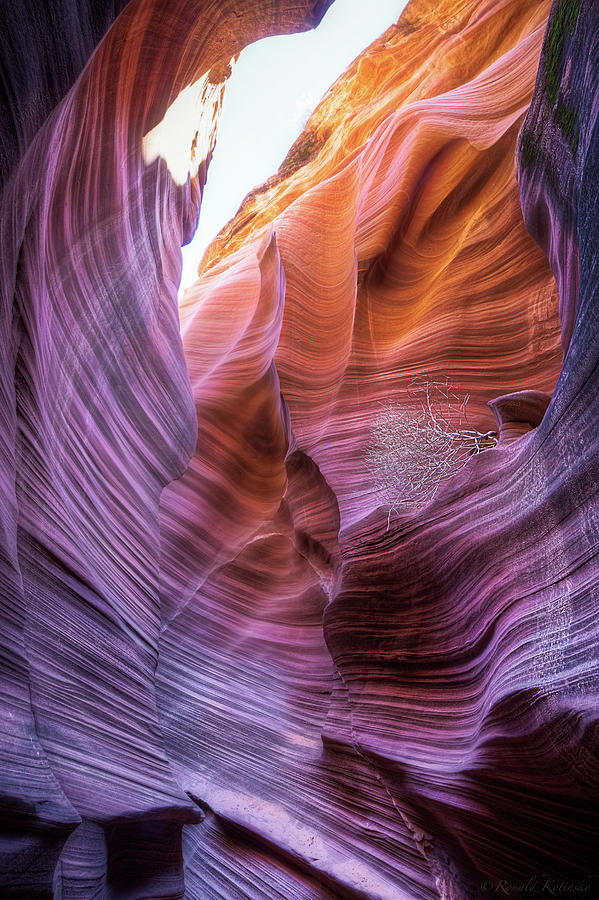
0 1 333 897
1 0 598 898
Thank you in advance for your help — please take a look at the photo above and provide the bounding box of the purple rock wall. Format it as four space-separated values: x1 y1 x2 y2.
0 0 598 898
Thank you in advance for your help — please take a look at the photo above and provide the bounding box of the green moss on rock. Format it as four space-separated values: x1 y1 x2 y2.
520 130 539 169
545 0 580 107
279 129 326 176
555 99 579 154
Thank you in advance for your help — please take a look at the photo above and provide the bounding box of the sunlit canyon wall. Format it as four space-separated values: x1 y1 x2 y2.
1 0 598 898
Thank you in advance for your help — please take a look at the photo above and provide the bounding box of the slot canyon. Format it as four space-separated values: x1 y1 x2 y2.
0 1 597 898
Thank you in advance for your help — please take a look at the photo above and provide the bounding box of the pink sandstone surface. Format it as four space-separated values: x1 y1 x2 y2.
1 0 598 898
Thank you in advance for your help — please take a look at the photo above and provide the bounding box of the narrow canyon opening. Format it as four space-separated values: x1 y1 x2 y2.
179 0 406 294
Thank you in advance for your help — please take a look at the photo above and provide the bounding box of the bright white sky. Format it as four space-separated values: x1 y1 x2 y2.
179 0 406 293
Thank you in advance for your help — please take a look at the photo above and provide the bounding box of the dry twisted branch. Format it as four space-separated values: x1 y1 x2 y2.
365 376 497 516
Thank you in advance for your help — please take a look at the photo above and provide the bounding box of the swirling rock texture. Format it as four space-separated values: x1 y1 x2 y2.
1 1 598 899
0 1 334 897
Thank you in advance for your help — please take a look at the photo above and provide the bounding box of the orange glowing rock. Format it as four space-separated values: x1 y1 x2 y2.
185 0 562 530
